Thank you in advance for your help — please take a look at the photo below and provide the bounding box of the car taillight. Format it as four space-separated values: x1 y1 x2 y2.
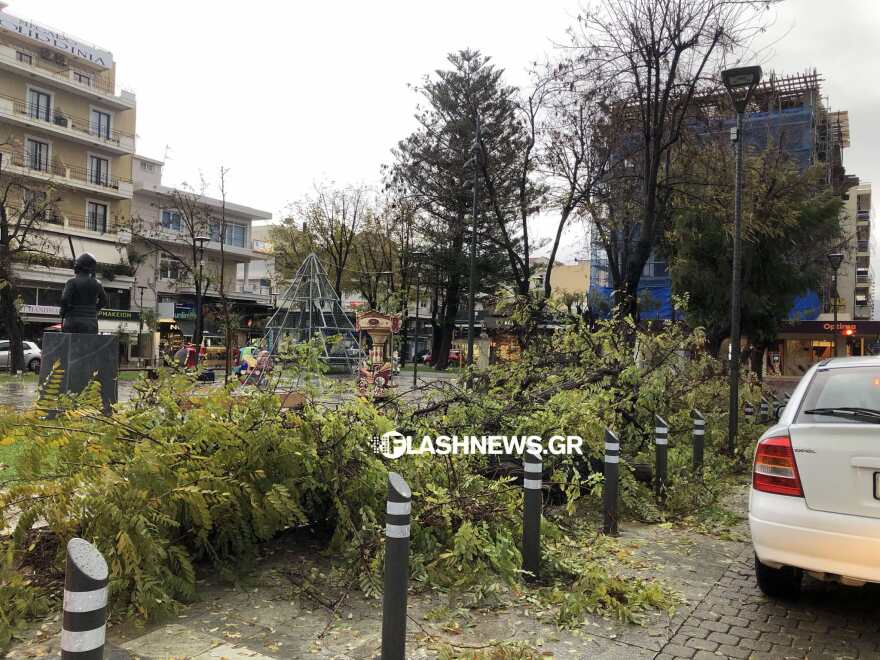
753 435 803 497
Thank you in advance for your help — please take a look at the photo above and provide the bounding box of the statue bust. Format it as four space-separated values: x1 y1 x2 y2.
60 253 109 334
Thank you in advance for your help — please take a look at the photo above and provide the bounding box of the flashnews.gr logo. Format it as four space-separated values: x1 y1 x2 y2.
370 431 583 459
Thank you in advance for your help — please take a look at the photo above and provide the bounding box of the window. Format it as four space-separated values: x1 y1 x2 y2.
27 88 51 121
26 138 49 171
208 221 222 242
16 51 32 65
226 222 246 248
39 287 62 306
160 257 182 280
140 161 154 172
23 189 53 222
87 201 108 233
90 109 111 139
74 71 91 86
161 209 182 231
88 155 109 186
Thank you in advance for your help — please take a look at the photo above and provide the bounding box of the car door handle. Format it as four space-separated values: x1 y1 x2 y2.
851 457 880 469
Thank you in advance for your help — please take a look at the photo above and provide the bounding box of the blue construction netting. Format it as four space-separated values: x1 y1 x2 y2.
589 105 819 321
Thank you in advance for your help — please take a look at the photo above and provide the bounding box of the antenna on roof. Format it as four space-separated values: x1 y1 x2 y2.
163 144 173 161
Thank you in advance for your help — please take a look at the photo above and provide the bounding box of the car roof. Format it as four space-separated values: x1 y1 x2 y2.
817 355 880 369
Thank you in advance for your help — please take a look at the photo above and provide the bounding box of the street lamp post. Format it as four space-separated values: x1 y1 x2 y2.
721 65 762 453
194 235 209 350
466 113 480 367
137 285 146 364
827 252 844 357
410 252 426 389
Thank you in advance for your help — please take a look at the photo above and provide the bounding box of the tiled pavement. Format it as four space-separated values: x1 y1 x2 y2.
8 488 880 659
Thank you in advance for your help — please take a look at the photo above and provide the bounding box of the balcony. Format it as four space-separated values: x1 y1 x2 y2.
0 45 135 110
857 210 870 222
6 204 126 241
858 240 870 253
1 147 133 199
0 93 134 153
855 305 872 320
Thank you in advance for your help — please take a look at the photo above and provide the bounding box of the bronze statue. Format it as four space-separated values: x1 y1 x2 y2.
60 253 109 334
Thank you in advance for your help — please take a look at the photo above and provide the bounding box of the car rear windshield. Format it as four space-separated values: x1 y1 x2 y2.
797 365 880 424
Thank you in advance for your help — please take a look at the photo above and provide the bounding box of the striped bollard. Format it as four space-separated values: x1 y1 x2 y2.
522 450 542 580
692 409 705 473
62 538 108 660
654 415 668 503
381 473 412 660
743 401 754 420
603 428 620 536
759 397 769 423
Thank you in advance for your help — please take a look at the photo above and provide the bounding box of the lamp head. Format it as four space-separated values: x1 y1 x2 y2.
827 252 844 271
721 65 762 113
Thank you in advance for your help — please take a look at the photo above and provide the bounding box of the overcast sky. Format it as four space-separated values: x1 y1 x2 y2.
18 0 880 260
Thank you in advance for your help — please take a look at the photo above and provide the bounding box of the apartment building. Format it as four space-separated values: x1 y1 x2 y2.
851 183 872 320
0 7 138 345
131 155 272 357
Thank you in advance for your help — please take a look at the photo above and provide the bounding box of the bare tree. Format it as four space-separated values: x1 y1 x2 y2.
129 182 214 346
215 167 234 383
560 0 774 318
0 145 61 372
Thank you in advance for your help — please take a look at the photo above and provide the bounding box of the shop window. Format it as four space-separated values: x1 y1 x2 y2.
39 287 62 307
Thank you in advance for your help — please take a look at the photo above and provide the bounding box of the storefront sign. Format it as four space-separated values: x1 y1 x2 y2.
98 309 140 322
21 305 139 322
21 304 59 316
0 11 113 68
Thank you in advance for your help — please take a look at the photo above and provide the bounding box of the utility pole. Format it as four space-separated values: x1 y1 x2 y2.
137 285 146 364
466 113 480 366
827 252 844 357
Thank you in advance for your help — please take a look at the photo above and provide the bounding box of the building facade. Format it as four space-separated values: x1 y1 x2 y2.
130 155 272 359
0 7 139 352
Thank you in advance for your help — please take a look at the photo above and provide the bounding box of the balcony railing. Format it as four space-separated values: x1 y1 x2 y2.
0 93 134 150
858 240 870 252
857 210 870 221
5 204 115 234
1 148 131 192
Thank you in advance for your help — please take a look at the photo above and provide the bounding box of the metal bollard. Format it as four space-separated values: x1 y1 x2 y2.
603 428 620 536
743 401 754 420
692 409 705 473
381 472 412 660
62 538 108 660
759 397 769 423
654 415 668 502
522 449 542 580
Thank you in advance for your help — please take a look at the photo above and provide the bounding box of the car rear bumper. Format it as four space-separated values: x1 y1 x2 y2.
749 488 880 584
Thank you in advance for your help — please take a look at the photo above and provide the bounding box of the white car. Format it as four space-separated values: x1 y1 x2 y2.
749 356 880 597
0 339 42 372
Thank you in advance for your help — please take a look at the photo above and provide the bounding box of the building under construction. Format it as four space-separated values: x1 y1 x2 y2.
590 69 867 314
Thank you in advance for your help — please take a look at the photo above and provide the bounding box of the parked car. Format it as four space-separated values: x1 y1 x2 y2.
749 356 880 597
0 340 42 372
422 348 462 365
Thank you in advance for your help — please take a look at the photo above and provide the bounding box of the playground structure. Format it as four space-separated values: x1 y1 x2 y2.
241 253 365 393
355 310 401 397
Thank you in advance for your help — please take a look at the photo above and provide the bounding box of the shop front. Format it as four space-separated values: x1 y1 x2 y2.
20 304 143 362
766 320 880 378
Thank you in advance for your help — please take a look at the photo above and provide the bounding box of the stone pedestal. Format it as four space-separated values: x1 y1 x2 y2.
38 332 118 415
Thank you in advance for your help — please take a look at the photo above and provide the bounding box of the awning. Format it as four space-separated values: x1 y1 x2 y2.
68 237 129 268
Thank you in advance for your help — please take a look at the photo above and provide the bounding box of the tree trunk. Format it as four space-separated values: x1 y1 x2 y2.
1 283 24 373
435 275 461 371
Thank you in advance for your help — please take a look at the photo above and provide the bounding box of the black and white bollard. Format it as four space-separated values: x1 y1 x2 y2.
692 409 705 473
603 428 620 536
654 415 668 502
381 472 412 660
62 538 108 660
743 401 754 420
522 450 542 580
759 397 769 424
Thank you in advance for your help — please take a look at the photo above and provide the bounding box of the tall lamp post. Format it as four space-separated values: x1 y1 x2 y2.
194 234 209 350
410 251 426 389
827 252 844 357
137 285 146 364
721 65 762 453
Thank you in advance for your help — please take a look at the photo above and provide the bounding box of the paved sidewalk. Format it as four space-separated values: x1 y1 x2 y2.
8 488 880 659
